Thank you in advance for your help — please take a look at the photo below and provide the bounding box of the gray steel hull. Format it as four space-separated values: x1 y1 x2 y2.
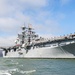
2 42 75 58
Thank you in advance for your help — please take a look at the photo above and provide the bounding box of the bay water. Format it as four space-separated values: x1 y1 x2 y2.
0 58 75 75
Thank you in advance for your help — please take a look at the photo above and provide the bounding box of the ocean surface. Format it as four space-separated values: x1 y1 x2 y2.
0 58 75 75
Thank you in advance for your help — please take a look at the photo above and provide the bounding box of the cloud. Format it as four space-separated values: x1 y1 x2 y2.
32 19 61 36
0 0 47 17
0 0 15 16
0 17 20 33
0 0 63 46
0 36 16 47
19 0 47 7
60 0 71 5
0 0 48 32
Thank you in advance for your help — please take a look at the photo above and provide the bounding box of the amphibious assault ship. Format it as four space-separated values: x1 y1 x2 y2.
1 24 75 58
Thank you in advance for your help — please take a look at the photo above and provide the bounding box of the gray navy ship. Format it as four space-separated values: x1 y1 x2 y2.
1 24 75 58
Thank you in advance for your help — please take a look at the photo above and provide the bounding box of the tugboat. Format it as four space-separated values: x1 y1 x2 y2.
2 24 75 58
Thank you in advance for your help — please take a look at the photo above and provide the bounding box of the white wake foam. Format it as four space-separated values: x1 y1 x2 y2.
0 69 36 75
0 68 18 75
19 70 36 74
0 70 11 75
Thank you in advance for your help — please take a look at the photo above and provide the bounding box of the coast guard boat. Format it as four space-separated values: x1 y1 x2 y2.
1 24 75 58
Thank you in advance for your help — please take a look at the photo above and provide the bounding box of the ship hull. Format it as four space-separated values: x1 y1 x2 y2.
2 42 75 58
24 43 75 58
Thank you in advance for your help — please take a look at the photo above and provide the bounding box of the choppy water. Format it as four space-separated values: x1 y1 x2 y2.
0 58 75 75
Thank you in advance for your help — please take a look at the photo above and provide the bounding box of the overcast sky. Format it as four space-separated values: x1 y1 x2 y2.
0 0 75 46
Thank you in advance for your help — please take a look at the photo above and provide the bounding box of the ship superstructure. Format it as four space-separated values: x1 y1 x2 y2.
2 24 75 58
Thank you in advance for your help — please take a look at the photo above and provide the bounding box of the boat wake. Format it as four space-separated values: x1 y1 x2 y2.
0 71 11 75
0 68 17 75
0 69 36 75
18 70 36 74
